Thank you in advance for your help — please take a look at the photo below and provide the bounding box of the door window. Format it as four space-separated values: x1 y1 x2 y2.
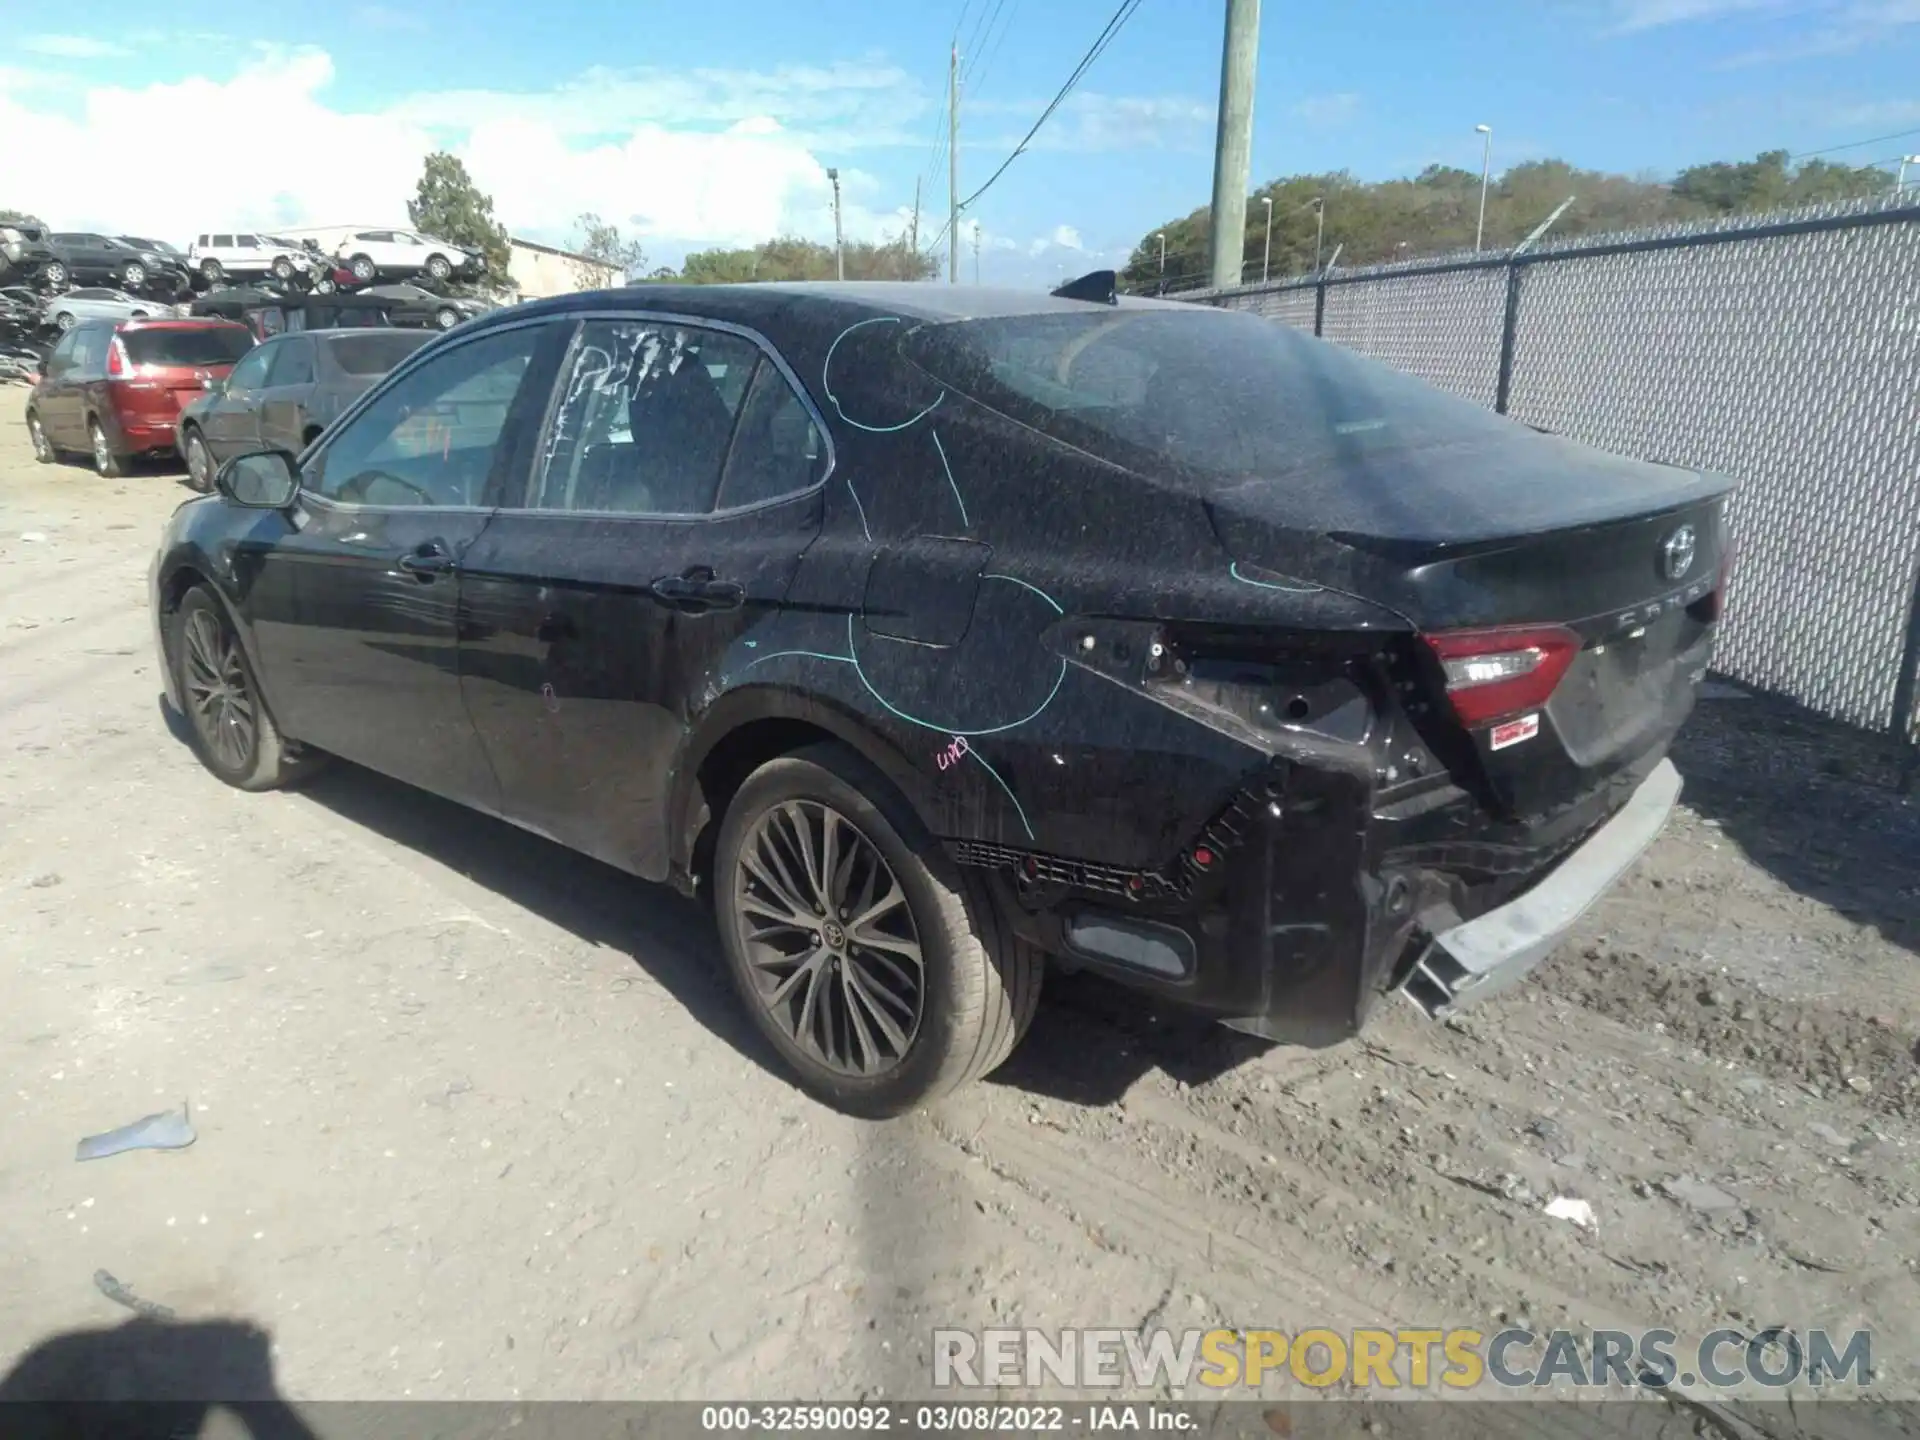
528 320 758 516
714 360 827 510
307 323 549 509
236 235 259 248
266 337 314 386
45 331 79 374
212 234 233 248
226 344 277 392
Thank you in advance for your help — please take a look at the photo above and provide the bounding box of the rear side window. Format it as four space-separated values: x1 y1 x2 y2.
903 308 1520 484
212 234 233 248
528 320 758 516
326 331 432 376
122 327 255 367
714 360 826 509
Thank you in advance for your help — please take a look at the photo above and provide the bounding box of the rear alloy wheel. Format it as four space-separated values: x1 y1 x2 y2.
26 411 55 464
200 259 223 283
425 254 452 281
88 419 125 479
271 257 293 280
313 276 336 295
350 255 376 281
122 261 147 289
183 429 214 492
434 307 459 330
714 743 1042 1117
170 586 323 791
44 260 69 288
54 312 75 332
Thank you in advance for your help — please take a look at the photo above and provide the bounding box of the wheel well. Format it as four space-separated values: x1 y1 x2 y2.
155 564 210 663
686 717 839 901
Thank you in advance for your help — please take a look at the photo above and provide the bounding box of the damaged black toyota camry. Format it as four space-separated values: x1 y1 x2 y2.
149 274 1734 1116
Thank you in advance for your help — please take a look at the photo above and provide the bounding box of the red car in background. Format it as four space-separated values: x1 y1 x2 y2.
25 318 254 477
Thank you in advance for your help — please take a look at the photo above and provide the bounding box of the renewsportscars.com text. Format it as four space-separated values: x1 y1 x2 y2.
932 1327 1874 1392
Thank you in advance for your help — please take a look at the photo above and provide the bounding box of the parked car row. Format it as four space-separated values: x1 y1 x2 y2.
1 223 191 298
186 229 486 287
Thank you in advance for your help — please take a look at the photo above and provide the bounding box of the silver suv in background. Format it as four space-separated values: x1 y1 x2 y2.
1 220 57 286
187 233 319 285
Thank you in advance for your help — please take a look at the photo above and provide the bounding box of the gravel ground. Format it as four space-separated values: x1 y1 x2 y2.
2 401 1917 1435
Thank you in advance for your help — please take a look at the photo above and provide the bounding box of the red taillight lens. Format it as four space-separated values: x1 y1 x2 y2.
106 338 126 377
1422 625 1581 727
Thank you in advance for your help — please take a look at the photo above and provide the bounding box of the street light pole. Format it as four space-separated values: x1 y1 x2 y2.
1154 231 1166 292
1475 123 1493 252
1313 197 1325 271
1260 195 1273 282
827 167 844 281
1900 156 1920 191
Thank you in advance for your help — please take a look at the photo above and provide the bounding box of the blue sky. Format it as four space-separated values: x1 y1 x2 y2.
3 0 1917 284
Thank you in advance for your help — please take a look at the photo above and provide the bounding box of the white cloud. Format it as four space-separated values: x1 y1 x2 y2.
1293 92 1360 127
0 46 918 256
1050 224 1084 250
19 34 131 58
1824 97 1920 127
1605 0 1799 31
972 91 1212 153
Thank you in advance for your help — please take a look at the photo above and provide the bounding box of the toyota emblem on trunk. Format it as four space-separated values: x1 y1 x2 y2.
1661 524 1697 581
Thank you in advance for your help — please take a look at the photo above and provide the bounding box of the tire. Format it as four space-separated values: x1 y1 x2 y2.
313 276 336 295
271 257 293 280
424 254 452 281
26 410 55 464
199 259 223 283
182 427 214 492
122 262 147 289
88 418 124 478
44 261 69 288
713 743 1043 1118
434 307 459 330
54 311 75 332
350 254 376 281
169 586 323 792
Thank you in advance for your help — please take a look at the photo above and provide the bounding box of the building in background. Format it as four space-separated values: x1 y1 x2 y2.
508 237 623 298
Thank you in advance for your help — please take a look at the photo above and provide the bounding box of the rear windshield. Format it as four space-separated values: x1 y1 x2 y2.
902 307 1517 483
123 327 255 367
326 330 432 375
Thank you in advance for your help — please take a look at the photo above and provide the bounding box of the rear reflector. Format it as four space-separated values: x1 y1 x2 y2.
1422 625 1580 727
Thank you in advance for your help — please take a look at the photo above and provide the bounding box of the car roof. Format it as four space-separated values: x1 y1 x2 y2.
477 279 1200 337
90 317 250 332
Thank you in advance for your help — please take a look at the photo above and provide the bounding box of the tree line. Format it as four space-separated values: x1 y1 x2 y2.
1123 149 1896 293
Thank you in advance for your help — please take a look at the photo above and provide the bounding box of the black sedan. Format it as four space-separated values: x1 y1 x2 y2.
174 327 434 490
359 282 490 331
148 276 1735 1115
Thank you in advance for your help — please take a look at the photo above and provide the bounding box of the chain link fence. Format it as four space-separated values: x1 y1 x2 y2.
1182 195 1920 742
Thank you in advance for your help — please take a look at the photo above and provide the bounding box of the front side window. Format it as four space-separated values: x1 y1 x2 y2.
528 319 758 516
225 344 277 390
267 338 314 386
308 323 547 508
236 234 258 247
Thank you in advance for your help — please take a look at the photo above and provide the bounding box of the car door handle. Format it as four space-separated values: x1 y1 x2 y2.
649 568 745 614
397 542 455 581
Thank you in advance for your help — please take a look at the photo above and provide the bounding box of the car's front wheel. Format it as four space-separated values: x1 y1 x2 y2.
182 428 214 492
199 259 223 283
122 261 147 289
271 257 293 280
44 260 69 288
714 744 1042 1117
425 254 452 280
434 307 459 330
350 254 376 281
54 311 75 332
26 410 55 464
169 586 323 791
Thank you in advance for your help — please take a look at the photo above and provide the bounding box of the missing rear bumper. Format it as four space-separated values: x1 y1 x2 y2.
1400 757 1683 1019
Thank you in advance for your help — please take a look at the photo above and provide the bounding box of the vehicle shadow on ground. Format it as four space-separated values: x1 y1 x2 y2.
1671 688 1920 958
159 698 1287 1110
0 1316 317 1439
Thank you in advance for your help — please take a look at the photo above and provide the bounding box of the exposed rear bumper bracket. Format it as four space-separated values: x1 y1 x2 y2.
1400 758 1683 1019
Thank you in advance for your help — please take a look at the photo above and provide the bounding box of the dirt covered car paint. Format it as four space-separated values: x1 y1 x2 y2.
150 279 1735 1066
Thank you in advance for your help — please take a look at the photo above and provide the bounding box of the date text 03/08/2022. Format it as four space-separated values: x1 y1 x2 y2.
700 1404 1191 1432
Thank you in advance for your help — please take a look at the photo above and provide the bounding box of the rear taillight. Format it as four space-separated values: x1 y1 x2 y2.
1422 625 1580 727
1697 541 1737 624
106 338 127 377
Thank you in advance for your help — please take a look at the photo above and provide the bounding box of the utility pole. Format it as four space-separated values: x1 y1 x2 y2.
827 167 844 281
1475 123 1493 252
910 176 921 257
1207 0 1261 289
1314 197 1325 270
972 223 981 284
948 42 960 284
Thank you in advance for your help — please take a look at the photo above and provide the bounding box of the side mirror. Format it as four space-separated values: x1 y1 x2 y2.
217 450 299 509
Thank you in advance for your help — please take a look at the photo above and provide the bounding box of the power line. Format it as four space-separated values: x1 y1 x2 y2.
1789 126 1920 161
966 0 1021 97
929 0 1148 251
960 0 1003 80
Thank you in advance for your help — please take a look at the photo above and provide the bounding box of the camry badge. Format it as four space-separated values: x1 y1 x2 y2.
1661 524 1697 582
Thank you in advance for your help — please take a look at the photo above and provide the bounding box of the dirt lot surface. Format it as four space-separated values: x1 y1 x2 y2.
2 400 1917 1435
